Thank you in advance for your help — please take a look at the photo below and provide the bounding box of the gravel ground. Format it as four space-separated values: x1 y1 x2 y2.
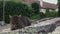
30 18 60 27
52 26 60 34
0 17 54 32
0 24 11 32
22 18 60 34
0 18 60 34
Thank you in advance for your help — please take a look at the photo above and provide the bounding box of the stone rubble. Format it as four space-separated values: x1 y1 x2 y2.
20 18 60 34
0 18 60 34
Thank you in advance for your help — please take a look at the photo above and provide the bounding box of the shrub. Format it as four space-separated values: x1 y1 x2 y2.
39 12 45 18
30 14 40 20
45 8 58 17
45 8 50 17
30 12 45 20
30 2 45 20
49 11 58 17
31 3 40 14
0 1 3 21
4 1 33 23
57 0 60 17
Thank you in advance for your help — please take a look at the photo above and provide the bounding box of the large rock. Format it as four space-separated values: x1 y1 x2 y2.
9 15 31 30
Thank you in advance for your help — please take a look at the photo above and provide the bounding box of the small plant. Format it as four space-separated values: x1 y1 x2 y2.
45 8 58 18
45 8 50 17
30 12 45 20
49 11 58 17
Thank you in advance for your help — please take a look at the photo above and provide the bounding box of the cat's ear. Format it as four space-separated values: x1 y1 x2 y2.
9 15 12 18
